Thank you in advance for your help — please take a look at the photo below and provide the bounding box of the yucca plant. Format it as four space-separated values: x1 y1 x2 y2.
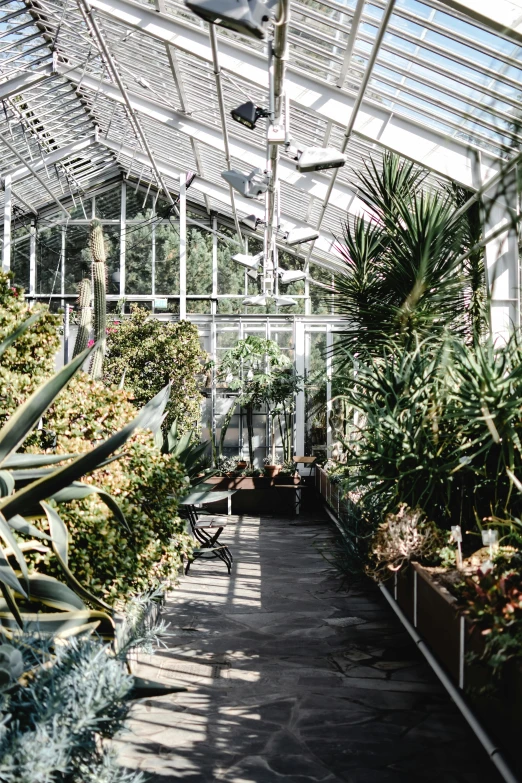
332 152 487 364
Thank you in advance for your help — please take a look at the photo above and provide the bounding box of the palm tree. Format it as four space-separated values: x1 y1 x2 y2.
331 152 487 365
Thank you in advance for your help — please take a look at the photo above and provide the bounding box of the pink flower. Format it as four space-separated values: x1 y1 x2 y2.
88 339 95 347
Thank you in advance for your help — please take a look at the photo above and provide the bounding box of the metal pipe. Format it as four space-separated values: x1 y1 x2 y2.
305 0 396 269
266 0 290 281
76 0 174 205
0 135 70 217
336 0 366 88
209 25 244 249
379 584 518 783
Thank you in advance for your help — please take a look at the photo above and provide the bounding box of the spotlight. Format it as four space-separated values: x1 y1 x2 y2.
221 168 270 199
243 294 270 306
241 214 264 231
278 269 307 284
231 101 269 130
184 0 275 40
273 294 298 307
288 143 346 173
232 251 263 270
283 226 320 245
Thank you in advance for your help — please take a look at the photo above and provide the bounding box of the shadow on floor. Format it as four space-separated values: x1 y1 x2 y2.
116 510 503 783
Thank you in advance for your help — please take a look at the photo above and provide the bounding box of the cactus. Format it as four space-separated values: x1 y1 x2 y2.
89 220 107 380
72 277 92 358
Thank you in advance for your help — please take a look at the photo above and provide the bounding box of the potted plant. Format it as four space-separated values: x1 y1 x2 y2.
237 457 248 470
263 455 281 478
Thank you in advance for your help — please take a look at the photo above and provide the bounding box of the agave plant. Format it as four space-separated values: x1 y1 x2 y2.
0 311 171 636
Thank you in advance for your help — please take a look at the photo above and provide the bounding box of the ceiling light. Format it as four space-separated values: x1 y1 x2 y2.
241 214 264 231
231 101 269 130
221 168 269 199
273 295 298 307
232 251 263 270
184 0 275 40
278 269 307 284
243 294 270 306
283 226 319 245
289 143 346 173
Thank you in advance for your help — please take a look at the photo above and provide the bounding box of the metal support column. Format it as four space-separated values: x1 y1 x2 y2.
211 214 218 315
179 173 187 320
120 181 126 300
326 324 333 458
29 220 36 297
2 174 11 274
295 319 306 456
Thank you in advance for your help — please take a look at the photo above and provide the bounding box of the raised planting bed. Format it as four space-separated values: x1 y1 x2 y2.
386 562 522 778
201 474 305 515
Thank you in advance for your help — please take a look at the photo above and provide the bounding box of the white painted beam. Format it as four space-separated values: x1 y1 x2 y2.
179 172 187 320
86 0 500 188
97 135 343 265
2 175 12 274
0 65 53 101
437 0 522 42
3 136 96 183
58 65 366 219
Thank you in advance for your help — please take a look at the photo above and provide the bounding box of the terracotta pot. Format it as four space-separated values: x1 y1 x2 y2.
264 465 281 478
236 461 247 469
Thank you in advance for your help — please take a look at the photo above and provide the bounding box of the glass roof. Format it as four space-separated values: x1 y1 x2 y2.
0 0 520 272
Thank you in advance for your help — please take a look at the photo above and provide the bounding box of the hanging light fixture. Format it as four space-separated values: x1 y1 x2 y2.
278 269 307 285
232 251 264 270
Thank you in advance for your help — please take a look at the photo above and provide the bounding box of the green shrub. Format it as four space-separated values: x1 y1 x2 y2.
0 273 60 429
33 375 192 604
104 306 204 432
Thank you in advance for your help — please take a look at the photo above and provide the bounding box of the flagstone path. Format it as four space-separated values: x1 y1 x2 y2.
117 512 502 783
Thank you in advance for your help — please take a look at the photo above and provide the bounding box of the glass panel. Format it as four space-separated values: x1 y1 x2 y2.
187 228 212 295
64 225 90 295
126 187 154 220
36 227 62 295
125 219 153 295
104 227 120 297
11 231 30 290
305 330 327 459
95 185 121 220
310 263 333 314
218 236 245 296
155 221 179 295
187 300 212 314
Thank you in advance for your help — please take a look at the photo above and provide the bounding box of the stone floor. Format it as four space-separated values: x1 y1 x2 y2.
117 512 503 783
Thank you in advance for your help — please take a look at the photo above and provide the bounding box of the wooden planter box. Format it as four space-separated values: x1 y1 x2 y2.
203 474 303 515
391 563 522 776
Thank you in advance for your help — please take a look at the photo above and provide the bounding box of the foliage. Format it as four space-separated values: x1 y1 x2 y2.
104 305 204 432
217 336 298 465
366 504 444 580
35 378 192 603
0 273 60 433
155 418 212 486
334 332 522 534
332 152 487 364
457 565 522 678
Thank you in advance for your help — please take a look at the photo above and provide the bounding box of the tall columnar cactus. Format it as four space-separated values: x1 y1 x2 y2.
89 220 107 380
72 277 92 359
